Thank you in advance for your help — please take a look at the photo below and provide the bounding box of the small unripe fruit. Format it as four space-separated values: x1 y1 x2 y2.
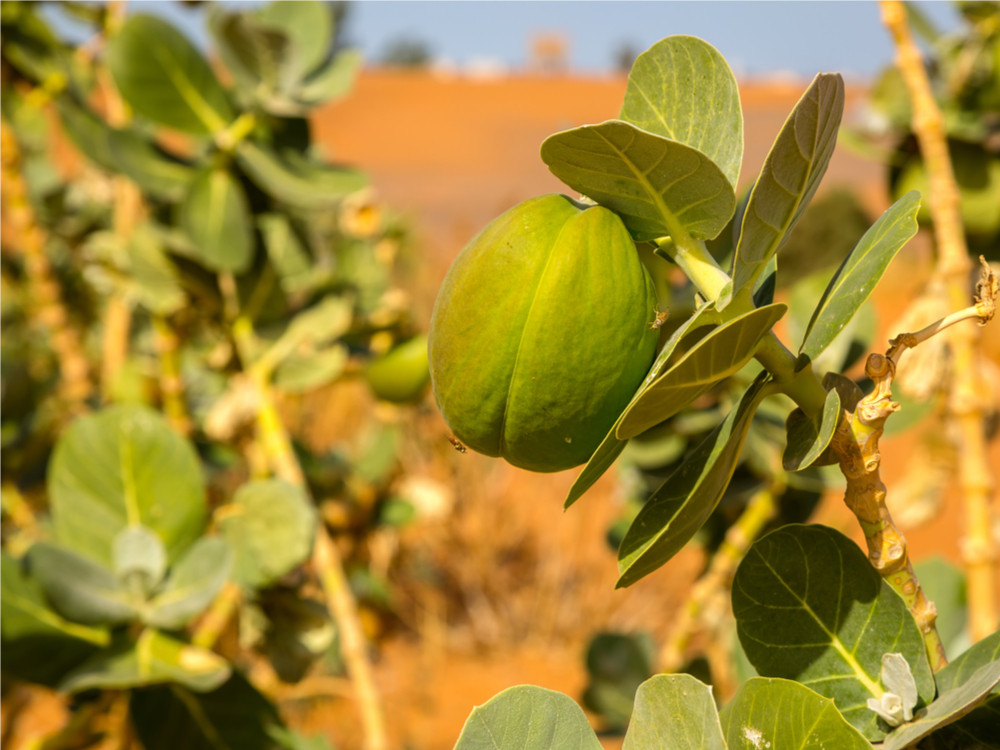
364 335 430 404
428 194 659 472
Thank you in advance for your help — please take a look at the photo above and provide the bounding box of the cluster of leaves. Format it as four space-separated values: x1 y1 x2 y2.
861 1 1000 258
2 2 429 747
453 34 999 747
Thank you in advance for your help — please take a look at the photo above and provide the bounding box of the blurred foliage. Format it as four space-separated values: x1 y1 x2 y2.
1 1 431 746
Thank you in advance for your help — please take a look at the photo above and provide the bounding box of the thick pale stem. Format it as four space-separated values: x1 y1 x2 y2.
222 280 387 750
881 0 998 640
191 581 242 649
152 316 191 436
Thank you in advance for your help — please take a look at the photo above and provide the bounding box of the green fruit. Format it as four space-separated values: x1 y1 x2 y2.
364 336 430 403
428 194 659 472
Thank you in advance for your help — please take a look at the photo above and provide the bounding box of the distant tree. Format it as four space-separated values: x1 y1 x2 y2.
381 36 432 68
613 41 638 73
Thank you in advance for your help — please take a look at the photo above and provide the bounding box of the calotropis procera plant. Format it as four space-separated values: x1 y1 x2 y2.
433 35 1000 748
2 2 426 748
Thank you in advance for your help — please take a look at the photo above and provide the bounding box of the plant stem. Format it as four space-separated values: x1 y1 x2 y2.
660 484 778 672
152 315 192 436
0 120 92 412
220 276 387 750
191 581 242 649
880 0 998 640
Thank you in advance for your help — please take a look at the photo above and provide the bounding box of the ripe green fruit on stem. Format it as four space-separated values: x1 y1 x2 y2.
428 194 659 472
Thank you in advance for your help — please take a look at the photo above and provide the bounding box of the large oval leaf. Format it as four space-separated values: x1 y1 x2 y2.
236 140 367 209
720 677 871 749
60 629 230 694
799 191 920 362
27 543 137 626
179 167 254 273
616 303 786 440
541 120 735 242
108 15 233 135
0 553 106 687
729 74 845 301
108 127 196 203
620 35 742 189
454 685 602 750
623 674 726 750
732 524 935 740
616 374 774 588
144 537 232 630
565 302 720 508
48 405 207 568
218 479 317 589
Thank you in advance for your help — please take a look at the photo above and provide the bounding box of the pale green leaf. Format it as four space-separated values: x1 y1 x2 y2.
621 35 743 188
236 140 368 209
564 302 720 508
128 224 187 315
273 346 349 394
616 374 774 588
729 74 844 300
926 630 1000 749
259 213 314 293
623 674 726 750
732 524 935 740
720 677 871 749
454 685 602 750
179 167 254 273
26 543 136 626
541 120 736 242
882 659 1000 750
108 15 233 135
799 191 920 361
218 480 317 589
297 48 363 105
55 96 117 172
0 553 107 687
145 537 232 630
60 628 230 693
113 525 167 595
254 0 332 84
781 387 841 471
48 405 207 568
616 304 786 440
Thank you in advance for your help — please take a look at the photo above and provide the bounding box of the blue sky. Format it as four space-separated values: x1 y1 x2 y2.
47 1 962 80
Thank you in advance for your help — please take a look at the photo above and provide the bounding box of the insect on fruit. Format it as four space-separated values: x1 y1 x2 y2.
650 307 669 330
448 436 467 453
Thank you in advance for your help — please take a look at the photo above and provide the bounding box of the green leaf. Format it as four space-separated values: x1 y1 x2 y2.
273 346 349 394
236 140 367 210
623 673 726 750
127 224 187 315
616 374 774 588
179 167 255 273
108 15 234 135
541 120 736 242
55 96 117 172
616 304 786 440
731 524 935 740
258 591 335 683
799 191 921 362
254 0 332 84
582 632 654 731
720 677 871 749
218 480 317 589
107 127 196 202
48 405 207 568
781 387 841 471
296 48 363 106
565 302 721 508
881 659 1000 750
60 629 230 694
935 630 1000 694
620 35 743 189
1 553 107 687
113 525 167 595
259 213 314 293
130 673 286 750
729 74 845 301
27 543 138 626
454 685 602 750
927 630 1000 749
144 537 232 630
